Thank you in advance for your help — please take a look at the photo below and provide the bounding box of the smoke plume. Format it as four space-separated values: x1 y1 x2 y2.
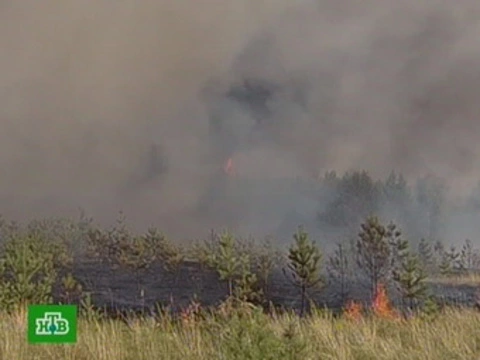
2 0 480 242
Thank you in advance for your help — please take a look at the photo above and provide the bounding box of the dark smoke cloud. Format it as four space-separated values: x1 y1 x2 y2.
1 0 480 242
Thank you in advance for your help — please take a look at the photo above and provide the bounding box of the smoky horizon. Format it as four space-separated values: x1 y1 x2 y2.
1 1 480 245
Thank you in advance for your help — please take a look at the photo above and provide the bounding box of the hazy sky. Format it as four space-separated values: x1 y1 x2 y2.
1 0 480 240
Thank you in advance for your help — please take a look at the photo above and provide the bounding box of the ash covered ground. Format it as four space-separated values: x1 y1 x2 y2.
68 258 479 315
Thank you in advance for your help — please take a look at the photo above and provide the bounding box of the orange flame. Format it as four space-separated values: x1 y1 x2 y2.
344 300 363 321
372 284 400 320
180 299 201 327
224 157 235 176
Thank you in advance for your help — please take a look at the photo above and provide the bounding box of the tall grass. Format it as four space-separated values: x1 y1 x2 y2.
1 306 479 360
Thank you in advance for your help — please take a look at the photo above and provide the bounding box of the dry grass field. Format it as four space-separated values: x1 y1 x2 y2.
1 302 479 360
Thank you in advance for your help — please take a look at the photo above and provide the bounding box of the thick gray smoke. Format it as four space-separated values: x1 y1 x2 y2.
2 0 480 243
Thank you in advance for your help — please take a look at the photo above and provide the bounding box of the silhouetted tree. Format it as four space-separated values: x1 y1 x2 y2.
379 171 417 239
417 238 435 275
386 222 409 274
320 171 381 231
327 242 353 306
459 239 479 274
439 246 459 276
381 171 411 213
415 175 446 242
322 171 339 189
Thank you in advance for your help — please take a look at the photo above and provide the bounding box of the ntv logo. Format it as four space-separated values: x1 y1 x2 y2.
28 305 77 344
35 312 69 336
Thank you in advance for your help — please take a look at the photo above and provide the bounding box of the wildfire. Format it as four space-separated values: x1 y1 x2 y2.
343 284 401 321
224 157 235 176
180 299 202 327
344 300 363 321
372 283 400 320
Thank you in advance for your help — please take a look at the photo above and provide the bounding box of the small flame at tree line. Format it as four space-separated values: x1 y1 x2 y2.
372 283 400 320
224 157 235 176
343 283 400 321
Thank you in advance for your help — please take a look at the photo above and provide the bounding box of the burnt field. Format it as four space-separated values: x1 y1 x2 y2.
66 257 480 315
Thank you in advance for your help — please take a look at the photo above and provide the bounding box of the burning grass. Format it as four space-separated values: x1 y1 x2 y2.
372 284 401 320
3 297 480 360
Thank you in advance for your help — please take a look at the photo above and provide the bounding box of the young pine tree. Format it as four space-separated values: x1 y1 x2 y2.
253 238 283 298
459 239 476 275
284 227 323 316
386 222 409 276
417 238 435 275
392 252 428 310
356 216 391 301
439 246 460 276
0 234 59 310
207 231 260 302
433 240 445 273
209 231 241 297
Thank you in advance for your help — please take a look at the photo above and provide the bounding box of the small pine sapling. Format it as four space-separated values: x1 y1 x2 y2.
284 227 324 316
392 252 428 311
356 216 391 301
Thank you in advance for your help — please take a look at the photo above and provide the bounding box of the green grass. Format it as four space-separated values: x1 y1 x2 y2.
2 305 480 360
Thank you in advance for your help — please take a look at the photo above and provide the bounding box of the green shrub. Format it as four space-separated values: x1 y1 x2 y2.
216 307 305 360
0 234 60 310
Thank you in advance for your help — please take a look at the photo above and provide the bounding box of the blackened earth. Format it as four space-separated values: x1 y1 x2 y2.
58 258 480 317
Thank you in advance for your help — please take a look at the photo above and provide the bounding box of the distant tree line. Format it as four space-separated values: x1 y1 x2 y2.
317 170 449 244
